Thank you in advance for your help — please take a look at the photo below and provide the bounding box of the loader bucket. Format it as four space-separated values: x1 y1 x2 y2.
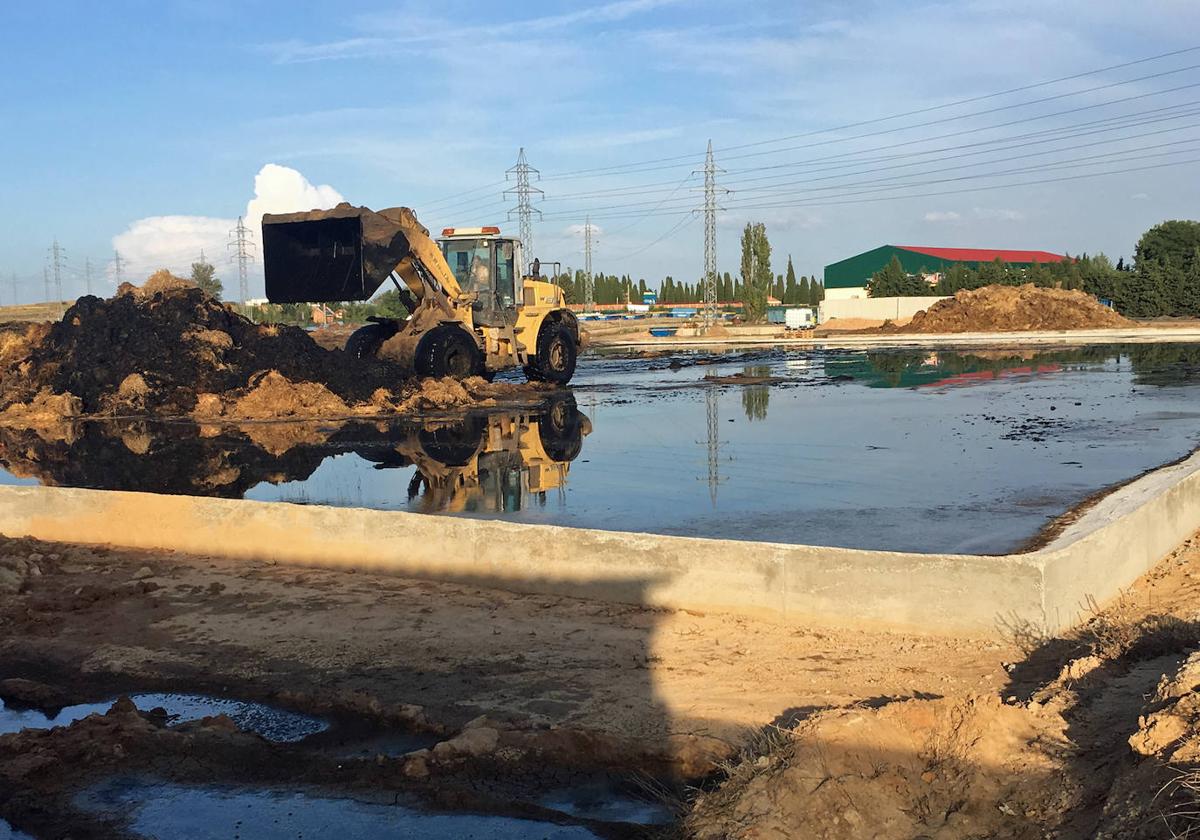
262 203 415 303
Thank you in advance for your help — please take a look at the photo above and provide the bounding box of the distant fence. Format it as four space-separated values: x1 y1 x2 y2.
818 296 947 324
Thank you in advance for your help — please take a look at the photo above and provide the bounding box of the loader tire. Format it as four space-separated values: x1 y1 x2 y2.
345 322 397 359
524 323 577 385
538 393 583 462
416 326 482 380
418 415 486 467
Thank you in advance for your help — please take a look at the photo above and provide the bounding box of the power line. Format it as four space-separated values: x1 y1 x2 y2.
530 99 1200 218
539 49 1200 180
535 112 1200 219
539 155 1200 221
601 213 698 262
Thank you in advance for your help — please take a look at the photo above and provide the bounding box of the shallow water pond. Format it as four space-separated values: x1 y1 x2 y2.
79 779 602 840
4 343 1200 553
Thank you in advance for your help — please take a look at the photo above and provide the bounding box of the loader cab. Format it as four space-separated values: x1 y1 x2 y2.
439 227 523 324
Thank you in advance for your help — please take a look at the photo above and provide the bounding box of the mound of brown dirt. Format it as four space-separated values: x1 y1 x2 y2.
228 370 349 420
898 284 1135 333
1 279 405 416
0 389 83 442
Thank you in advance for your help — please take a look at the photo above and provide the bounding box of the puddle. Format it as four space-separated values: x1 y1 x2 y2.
0 694 327 742
79 779 601 839
4 344 1200 553
538 781 675 825
0 819 34 840
314 727 441 760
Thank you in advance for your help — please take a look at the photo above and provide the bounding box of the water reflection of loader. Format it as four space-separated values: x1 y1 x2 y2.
356 394 591 513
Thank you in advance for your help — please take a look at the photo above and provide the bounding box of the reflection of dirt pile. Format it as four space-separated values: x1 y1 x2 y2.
0 422 331 497
3 278 404 417
895 284 1135 333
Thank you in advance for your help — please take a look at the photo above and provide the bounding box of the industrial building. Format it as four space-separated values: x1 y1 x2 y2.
824 245 1070 299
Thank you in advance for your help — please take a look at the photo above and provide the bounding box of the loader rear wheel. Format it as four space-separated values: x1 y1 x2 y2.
344 322 397 359
524 323 577 385
416 326 482 379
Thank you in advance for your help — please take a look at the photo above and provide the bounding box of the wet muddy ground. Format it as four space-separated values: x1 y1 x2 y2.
4 343 1200 554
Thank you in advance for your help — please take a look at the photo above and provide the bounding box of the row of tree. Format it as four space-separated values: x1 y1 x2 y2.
547 261 825 309
865 220 1200 318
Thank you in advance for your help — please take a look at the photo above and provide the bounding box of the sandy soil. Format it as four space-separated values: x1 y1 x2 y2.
688 539 1200 839
2 531 1200 836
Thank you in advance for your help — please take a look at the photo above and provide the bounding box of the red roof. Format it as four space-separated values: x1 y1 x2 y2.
895 246 1068 263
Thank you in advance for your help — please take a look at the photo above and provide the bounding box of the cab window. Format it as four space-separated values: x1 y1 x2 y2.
440 239 492 294
494 241 516 308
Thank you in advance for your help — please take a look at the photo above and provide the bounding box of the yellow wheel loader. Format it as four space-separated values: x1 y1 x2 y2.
261 203 580 383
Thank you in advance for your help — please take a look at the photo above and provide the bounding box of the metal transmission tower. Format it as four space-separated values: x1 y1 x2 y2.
84 257 93 296
228 216 255 304
695 140 728 331
48 239 65 302
505 148 543 266
583 216 595 312
112 250 125 286
705 387 721 506
42 267 50 302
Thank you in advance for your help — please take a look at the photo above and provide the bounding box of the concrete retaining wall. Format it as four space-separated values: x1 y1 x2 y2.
2 448 1199 637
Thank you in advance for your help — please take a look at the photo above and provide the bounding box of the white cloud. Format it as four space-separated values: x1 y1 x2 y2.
1131 192 1151 200
923 210 962 222
110 164 344 293
245 163 344 225
563 222 604 237
972 207 1026 221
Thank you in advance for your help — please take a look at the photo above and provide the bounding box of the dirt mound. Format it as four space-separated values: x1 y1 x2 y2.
229 371 349 420
896 284 1135 333
0 389 82 442
689 694 1061 840
0 278 406 417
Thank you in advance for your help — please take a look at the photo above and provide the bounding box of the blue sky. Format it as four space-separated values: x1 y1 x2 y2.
1 1 1197 300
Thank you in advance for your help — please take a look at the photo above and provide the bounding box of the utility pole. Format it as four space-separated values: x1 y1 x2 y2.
505 148 543 267
696 140 727 331
84 257 93 296
583 215 594 313
112 250 125 286
48 239 65 303
228 216 254 304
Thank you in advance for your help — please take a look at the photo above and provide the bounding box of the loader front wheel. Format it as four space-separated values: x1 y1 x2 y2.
524 323 577 385
345 322 397 359
416 326 482 380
